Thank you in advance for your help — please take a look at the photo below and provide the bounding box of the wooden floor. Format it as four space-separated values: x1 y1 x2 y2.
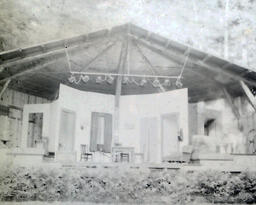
58 153 256 172
61 162 182 171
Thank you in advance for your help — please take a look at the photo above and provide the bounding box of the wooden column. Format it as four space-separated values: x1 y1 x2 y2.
113 37 128 144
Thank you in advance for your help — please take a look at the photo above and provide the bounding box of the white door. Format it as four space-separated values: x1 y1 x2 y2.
58 110 76 152
161 114 179 158
140 117 158 163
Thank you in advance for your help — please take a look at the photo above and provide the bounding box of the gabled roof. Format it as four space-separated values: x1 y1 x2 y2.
0 23 255 102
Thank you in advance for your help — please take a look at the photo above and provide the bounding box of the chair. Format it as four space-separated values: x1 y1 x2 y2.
80 144 93 161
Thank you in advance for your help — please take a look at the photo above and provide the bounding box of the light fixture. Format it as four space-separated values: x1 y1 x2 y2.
140 78 147 87
152 78 160 88
67 70 182 91
175 78 183 88
122 76 129 84
68 74 76 83
163 79 171 87
107 75 114 84
81 75 90 83
96 76 103 84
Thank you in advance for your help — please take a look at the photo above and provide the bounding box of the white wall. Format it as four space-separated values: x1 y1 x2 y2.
21 84 115 155
55 84 115 158
119 88 189 162
21 85 189 163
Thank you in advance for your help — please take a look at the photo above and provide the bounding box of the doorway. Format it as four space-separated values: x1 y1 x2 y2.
161 113 179 159
90 112 112 153
27 113 43 148
58 109 76 152
140 117 158 163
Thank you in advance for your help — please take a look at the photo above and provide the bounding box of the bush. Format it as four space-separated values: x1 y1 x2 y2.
195 170 256 203
0 166 255 204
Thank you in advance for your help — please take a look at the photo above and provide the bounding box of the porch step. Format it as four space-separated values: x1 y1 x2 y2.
6 148 45 166
55 151 77 162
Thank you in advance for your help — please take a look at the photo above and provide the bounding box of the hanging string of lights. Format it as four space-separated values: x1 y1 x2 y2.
65 42 188 89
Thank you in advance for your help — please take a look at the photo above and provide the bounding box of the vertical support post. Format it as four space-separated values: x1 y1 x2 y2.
113 37 129 145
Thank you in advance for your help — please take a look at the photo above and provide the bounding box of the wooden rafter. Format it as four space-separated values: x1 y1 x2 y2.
201 54 212 63
132 39 165 92
0 79 11 99
0 43 88 69
131 34 256 87
240 80 256 111
0 61 55 84
0 40 116 84
77 41 116 72
131 35 222 90
132 35 229 99
0 66 4 73
0 29 110 66
222 88 240 120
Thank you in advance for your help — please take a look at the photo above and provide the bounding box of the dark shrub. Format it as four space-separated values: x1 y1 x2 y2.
0 166 255 204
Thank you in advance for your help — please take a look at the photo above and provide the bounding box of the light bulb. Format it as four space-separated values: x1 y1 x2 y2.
152 78 160 87
163 79 171 87
68 74 76 83
81 75 90 83
122 76 129 84
96 76 103 84
140 78 147 86
175 78 183 88
107 75 114 84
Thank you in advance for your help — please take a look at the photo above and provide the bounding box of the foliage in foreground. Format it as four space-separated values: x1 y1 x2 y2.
0 166 255 204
